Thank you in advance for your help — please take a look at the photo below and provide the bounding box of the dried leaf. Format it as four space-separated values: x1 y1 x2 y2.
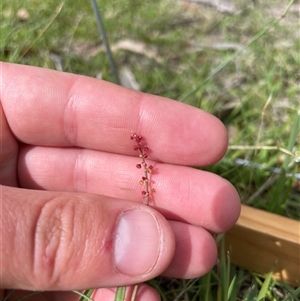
186 0 237 14
16 8 30 21
120 67 141 91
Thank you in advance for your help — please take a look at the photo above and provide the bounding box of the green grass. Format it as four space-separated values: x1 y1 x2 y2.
151 242 300 301
1 0 299 300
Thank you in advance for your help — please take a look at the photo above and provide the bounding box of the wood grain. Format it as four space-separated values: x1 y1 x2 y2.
224 204 300 286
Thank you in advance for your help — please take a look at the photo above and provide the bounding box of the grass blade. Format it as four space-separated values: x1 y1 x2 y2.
114 286 126 301
257 271 273 301
3 290 15 301
14 292 41 301
74 289 95 301
17 3 64 62
227 274 236 301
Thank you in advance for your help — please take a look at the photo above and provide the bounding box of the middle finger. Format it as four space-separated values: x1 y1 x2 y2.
19 146 240 233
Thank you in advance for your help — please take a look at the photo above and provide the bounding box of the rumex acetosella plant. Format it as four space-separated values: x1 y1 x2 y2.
131 133 155 206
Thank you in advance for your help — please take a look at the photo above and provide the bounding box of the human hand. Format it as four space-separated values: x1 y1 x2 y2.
0 62 240 301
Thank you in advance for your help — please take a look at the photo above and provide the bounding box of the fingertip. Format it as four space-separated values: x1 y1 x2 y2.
163 221 217 279
213 180 241 232
184 107 228 166
203 114 228 165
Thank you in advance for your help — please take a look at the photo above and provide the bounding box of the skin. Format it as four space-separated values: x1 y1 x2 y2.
0 62 241 301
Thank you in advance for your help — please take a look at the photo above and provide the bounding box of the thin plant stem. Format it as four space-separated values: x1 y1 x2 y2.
248 94 273 194
173 278 199 301
18 3 64 62
90 0 120 84
228 145 298 159
246 173 279 205
14 292 41 301
3 290 15 301
75 289 95 301
131 284 139 301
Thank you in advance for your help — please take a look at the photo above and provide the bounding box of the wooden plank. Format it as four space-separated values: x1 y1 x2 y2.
224 204 300 286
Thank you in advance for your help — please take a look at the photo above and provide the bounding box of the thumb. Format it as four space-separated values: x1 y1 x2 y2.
1 185 175 290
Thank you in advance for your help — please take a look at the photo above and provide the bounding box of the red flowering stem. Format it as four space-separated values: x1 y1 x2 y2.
131 133 153 205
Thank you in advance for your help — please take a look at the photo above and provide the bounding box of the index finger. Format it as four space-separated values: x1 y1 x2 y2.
0 62 227 166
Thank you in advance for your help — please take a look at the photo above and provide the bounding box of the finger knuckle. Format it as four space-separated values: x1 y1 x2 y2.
32 195 78 289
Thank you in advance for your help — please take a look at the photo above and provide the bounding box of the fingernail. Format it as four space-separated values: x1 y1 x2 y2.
113 210 161 276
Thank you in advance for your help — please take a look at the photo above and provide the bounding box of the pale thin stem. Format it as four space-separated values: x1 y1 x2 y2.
131 285 139 301
228 145 297 158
